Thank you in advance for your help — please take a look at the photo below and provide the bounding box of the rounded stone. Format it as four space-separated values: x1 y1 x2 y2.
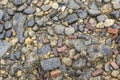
52 3 59 9
54 24 65 35
62 57 72 67
65 27 75 35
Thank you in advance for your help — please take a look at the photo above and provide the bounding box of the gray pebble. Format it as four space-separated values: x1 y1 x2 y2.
110 10 120 19
88 9 101 16
58 11 68 20
65 13 78 24
105 38 112 46
28 19 35 27
116 54 120 66
40 57 61 71
41 5 51 11
3 13 10 21
13 0 22 6
77 10 87 19
6 8 15 16
98 45 111 55
0 32 5 39
49 10 57 18
65 27 75 35
23 7 36 14
15 51 21 60
6 29 12 37
0 24 3 33
97 15 106 22
4 21 12 29
54 24 65 35
38 44 51 55
78 24 84 32
0 9 3 20
67 0 80 9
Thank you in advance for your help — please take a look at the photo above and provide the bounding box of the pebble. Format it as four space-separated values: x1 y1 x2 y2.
47 27 54 35
0 32 5 39
100 3 112 13
52 47 58 56
40 57 61 71
104 19 115 27
58 11 68 20
38 44 51 55
110 61 119 69
105 38 112 46
67 0 80 9
0 24 3 33
103 0 111 2
116 54 120 66
15 51 21 60
0 40 11 57
96 22 105 29
92 69 103 77
57 38 63 47
10 38 18 46
65 13 78 24
52 3 59 9
6 30 12 37
110 10 120 19
49 10 58 18
13 0 22 6
98 45 111 55
65 27 75 35
41 5 51 11
62 57 72 67
4 21 12 29
0 9 3 20
57 45 67 52
23 7 36 14
72 58 86 69
108 28 118 35
97 15 106 22
54 24 65 35
112 1 120 9
6 8 15 16
0 0 8 5
50 69 61 77
111 70 119 77
104 63 110 72
28 19 35 27
88 9 101 17
69 49 76 58
78 24 84 32
77 10 88 19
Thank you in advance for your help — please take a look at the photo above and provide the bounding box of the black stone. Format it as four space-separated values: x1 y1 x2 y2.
65 13 78 24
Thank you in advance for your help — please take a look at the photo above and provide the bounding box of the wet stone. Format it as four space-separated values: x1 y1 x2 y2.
38 44 51 55
77 10 88 19
0 9 3 20
13 0 22 6
40 57 61 71
4 21 12 29
28 19 35 27
65 13 78 24
0 24 3 33
23 7 36 14
54 24 65 35
0 40 11 57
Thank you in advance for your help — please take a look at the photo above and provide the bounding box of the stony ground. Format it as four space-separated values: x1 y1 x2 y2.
0 0 120 80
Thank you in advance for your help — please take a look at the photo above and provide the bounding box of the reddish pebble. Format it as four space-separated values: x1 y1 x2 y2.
68 35 77 39
50 69 61 77
57 45 67 52
112 48 119 55
108 28 118 35
57 38 63 47
73 54 80 60
110 61 119 69
92 69 103 77
42 38 49 43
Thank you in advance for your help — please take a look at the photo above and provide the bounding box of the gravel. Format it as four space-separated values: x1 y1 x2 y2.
54 24 65 35
77 10 88 19
65 27 75 35
67 0 80 9
0 9 3 20
23 7 36 14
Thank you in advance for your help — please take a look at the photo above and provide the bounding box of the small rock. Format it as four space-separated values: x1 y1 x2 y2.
112 1 120 9
104 19 115 27
50 69 61 77
28 19 35 27
41 5 51 11
110 61 119 69
52 47 58 57
65 13 78 24
116 54 120 66
0 24 3 33
57 38 63 47
100 3 112 14
84 39 91 46
0 0 8 5
78 24 84 32
96 22 105 29
67 0 80 9
54 24 65 35
98 45 111 55
40 57 61 71
49 10 58 18
111 70 119 77
103 0 111 2
47 27 54 35
72 58 86 69
6 30 12 37
108 28 118 34
23 7 36 14
77 10 88 19
38 44 51 55
57 45 67 52
15 51 21 60
10 53 15 60
10 38 18 46
52 3 59 9
104 63 110 72
6 8 15 16
62 57 72 67
0 9 3 20
25 37 32 45
73 54 80 60
58 11 68 20
65 27 75 35
92 69 103 77
0 40 11 57
69 49 76 58
88 9 101 16
4 21 12 29
110 10 120 19
105 38 112 46
0 32 5 39
97 15 106 22
13 0 22 6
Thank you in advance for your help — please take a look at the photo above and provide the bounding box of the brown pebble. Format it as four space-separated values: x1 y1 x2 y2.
108 28 118 35
92 68 103 77
57 45 67 52
73 54 80 60
110 61 119 69
50 69 61 77
68 34 77 39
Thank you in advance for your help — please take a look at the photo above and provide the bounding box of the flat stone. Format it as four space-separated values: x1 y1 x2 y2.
54 24 65 35
4 21 12 29
23 7 36 14
0 40 11 57
13 0 22 6
77 10 88 19
40 57 61 71
67 0 80 9
38 44 51 55
65 27 75 35
0 24 3 33
0 9 3 20
65 13 78 24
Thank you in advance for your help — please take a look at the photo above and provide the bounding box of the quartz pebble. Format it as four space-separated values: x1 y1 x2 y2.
52 3 59 9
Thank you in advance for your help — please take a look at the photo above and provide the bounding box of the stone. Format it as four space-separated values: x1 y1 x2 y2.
25 37 33 45
0 24 3 33
0 0 8 5
6 30 12 37
0 32 5 39
92 69 103 77
104 19 115 27
0 40 11 57
84 39 91 46
47 27 54 35
103 0 111 2
69 49 76 58
108 28 118 34
54 24 65 35
104 63 110 71
6 8 15 16
10 38 18 46
89 2 99 9
10 53 15 60
105 38 112 46
111 70 119 77
98 45 111 56
65 13 78 24
112 2 120 9
110 61 119 69
0 9 3 20
4 21 12 29
88 9 101 16
28 19 35 27
50 69 61 77
49 10 58 18
73 54 80 60
100 3 112 14
52 3 59 9
57 45 67 52
57 38 63 47
41 5 51 11
67 0 80 9
13 0 22 6
58 11 68 20
62 57 72 67
97 15 106 22
72 58 86 69
40 57 61 71
110 10 120 19
38 44 51 55
52 47 58 57
77 10 87 19
3 13 10 21
116 54 120 66
78 24 84 32
96 22 105 29
15 51 21 60
23 7 36 14
65 27 75 35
